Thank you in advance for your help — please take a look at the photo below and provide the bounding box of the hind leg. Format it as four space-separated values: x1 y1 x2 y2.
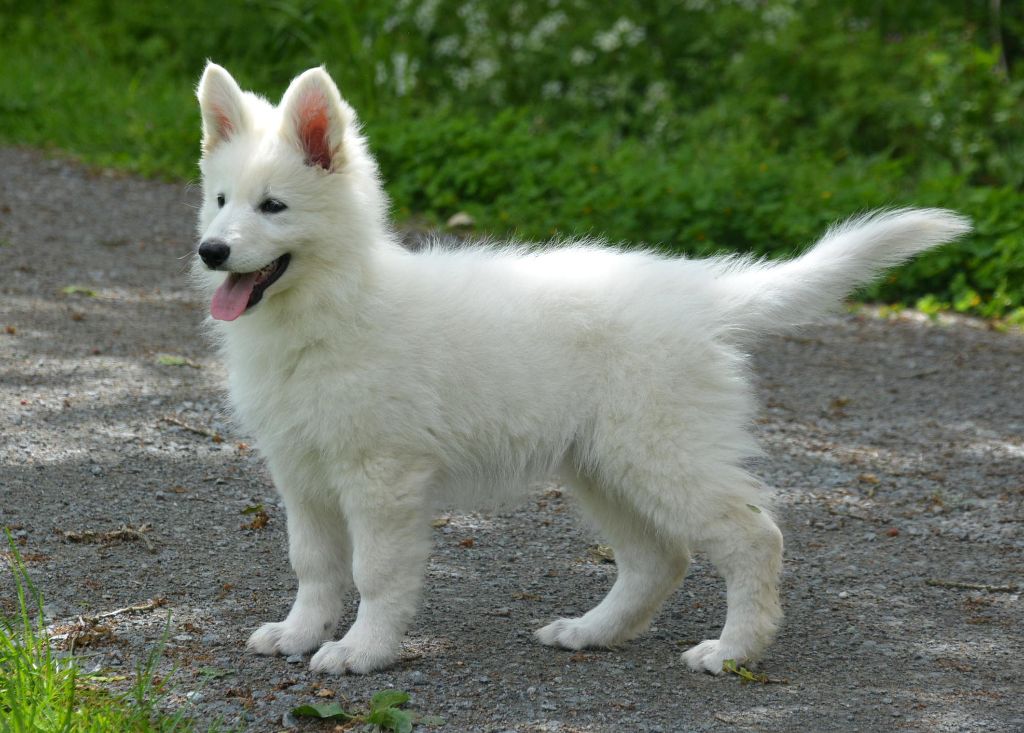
682 505 783 673
536 479 689 649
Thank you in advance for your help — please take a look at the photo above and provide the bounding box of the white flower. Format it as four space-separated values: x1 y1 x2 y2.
435 35 460 58
472 57 500 82
762 3 795 28
541 80 563 99
571 46 595 66
414 0 441 33
594 29 621 52
642 80 670 113
392 52 410 96
451 67 471 91
612 17 645 47
594 17 643 52
526 11 568 50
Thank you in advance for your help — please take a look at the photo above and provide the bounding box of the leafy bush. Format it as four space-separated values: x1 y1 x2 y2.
1 0 1021 317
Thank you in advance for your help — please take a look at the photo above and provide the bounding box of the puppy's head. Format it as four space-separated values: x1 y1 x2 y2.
193 63 367 322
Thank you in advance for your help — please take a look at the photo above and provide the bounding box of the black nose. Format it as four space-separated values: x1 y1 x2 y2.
198 239 230 268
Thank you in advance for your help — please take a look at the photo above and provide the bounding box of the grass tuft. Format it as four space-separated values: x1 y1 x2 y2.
1 534 201 732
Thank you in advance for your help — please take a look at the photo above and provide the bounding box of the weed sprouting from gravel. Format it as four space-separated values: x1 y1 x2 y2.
0 534 208 732
291 687 440 732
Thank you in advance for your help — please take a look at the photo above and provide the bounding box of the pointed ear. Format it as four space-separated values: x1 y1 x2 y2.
279 67 352 171
197 62 250 154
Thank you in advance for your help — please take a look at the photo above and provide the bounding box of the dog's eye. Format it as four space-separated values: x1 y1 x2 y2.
259 198 288 214
216 193 225 208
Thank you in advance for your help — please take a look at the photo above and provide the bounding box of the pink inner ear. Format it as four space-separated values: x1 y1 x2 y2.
297 91 333 169
204 105 235 149
215 110 234 139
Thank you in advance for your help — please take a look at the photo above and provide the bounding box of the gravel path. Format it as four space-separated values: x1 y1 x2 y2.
1 146 1022 732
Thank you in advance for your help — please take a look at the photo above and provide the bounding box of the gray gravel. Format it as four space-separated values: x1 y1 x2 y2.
1 146 1022 732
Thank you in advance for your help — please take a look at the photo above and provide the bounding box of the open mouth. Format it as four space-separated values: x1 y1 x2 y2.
210 253 291 321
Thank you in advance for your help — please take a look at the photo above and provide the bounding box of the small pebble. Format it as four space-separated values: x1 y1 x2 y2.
285 654 303 664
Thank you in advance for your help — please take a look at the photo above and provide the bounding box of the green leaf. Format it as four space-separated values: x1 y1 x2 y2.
61 285 96 297
197 666 233 679
746 504 762 514
156 354 200 368
157 354 186 366
240 504 264 515
367 706 413 733
366 689 413 732
291 702 354 720
370 689 411 710
722 658 781 684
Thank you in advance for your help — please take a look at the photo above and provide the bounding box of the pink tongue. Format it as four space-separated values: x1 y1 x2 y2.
210 273 259 321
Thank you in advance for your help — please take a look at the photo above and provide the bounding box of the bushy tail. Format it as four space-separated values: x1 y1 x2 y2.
715 208 971 342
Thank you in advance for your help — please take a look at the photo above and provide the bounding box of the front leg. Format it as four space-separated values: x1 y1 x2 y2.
248 494 351 656
310 462 432 674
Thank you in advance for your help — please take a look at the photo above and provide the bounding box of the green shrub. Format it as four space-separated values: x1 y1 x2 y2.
1 0 1021 316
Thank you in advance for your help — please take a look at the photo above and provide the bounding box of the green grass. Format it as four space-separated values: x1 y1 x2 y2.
1 540 199 732
1 0 1023 320
1 539 438 732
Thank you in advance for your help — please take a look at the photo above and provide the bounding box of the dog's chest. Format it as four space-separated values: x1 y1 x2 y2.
224 336 356 451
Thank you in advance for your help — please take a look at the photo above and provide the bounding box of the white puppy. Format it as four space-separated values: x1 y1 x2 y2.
192 63 969 675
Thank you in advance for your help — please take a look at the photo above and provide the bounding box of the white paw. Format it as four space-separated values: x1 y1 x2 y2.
535 617 615 650
247 621 329 656
309 638 397 675
681 639 749 674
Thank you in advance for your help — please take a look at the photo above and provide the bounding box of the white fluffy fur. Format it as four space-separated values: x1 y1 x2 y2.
193 63 971 675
